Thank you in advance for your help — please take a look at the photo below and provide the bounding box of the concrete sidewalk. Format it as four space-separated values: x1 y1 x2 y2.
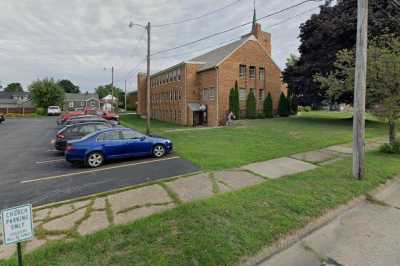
0 138 385 260
251 178 400 266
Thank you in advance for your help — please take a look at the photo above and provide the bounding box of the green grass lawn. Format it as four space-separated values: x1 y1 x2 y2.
121 112 388 170
2 151 399 266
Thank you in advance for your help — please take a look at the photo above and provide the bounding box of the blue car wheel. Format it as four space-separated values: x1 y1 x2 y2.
86 151 105 168
152 145 166 158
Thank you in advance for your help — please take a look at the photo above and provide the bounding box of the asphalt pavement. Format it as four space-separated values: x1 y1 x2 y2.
0 117 199 209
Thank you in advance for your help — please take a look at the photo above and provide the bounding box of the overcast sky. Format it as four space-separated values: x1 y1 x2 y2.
0 0 322 93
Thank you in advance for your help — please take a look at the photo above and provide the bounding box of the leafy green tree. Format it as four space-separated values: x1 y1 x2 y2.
58 79 80 93
288 95 298 115
246 91 257 119
233 81 240 119
263 92 273 118
229 88 235 114
283 0 400 107
315 36 400 145
278 92 290 117
29 78 64 108
5 82 23 93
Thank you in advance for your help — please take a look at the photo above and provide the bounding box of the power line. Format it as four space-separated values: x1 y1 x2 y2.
266 6 320 29
151 0 243 28
151 0 323 56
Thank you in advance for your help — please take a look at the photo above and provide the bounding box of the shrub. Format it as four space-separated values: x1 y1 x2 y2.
246 91 257 119
380 141 400 154
263 92 273 118
35 107 46 116
278 92 290 117
289 95 298 115
233 81 240 119
256 113 266 119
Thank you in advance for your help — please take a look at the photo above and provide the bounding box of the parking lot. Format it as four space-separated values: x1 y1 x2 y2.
0 117 199 209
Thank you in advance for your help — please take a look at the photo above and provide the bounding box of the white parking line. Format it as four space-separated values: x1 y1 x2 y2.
36 159 65 164
22 156 180 184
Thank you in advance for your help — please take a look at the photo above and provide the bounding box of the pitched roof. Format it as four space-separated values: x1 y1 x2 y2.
65 93 99 102
189 36 251 72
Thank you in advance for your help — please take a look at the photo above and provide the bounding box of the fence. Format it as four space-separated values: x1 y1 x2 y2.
0 107 36 114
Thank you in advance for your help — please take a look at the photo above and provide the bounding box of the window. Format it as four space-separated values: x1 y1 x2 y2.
95 124 110 131
173 70 177 81
239 65 246 79
239 88 246 100
121 130 144 139
202 88 209 101
69 102 74 108
79 124 96 135
177 68 181 81
250 88 255 96
209 88 215 101
80 101 84 107
259 89 265 101
259 67 265 80
98 131 122 141
249 66 256 79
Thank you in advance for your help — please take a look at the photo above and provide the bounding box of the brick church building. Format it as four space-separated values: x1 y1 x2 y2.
137 12 287 127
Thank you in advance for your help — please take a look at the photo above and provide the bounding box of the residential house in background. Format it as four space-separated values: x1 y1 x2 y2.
63 93 100 111
100 94 118 111
0 91 35 113
137 14 287 126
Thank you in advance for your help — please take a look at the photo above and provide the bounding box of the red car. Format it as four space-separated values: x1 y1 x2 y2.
57 111 85 125
100 111 119 122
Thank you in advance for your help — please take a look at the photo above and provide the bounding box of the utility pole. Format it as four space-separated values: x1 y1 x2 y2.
111 66 115 112
128 21 151 134
124 80 127 112
352 0 368 180
146 22 151 135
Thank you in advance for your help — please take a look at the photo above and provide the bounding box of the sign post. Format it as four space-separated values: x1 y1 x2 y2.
1 204 34 266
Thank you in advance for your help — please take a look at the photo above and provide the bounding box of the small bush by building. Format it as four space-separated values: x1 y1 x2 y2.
278 92 290 117
246 91 257 119
263 92 273 118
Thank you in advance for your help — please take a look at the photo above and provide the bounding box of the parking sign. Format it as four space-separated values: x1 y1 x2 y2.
1 204 34 245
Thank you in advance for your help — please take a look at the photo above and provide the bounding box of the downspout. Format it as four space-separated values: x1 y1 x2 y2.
215 66 219 126
184 64 188 125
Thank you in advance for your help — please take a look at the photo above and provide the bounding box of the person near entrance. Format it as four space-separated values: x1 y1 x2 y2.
226 111 235 126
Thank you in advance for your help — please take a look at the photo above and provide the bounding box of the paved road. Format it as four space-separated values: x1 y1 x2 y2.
0 118 199 209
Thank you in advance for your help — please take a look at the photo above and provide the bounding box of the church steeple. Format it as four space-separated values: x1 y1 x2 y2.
251 0 256 33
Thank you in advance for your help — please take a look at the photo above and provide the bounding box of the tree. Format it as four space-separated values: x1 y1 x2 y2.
315 36 400 145
29 78 64 108
288 94 299 115
58 79 80 93
95 84 125 107
5 83 23 93
233 81 240 119
246 91 257 119
229 88 235 115
283 0 400 108
263 92 273 118
278 92 290 117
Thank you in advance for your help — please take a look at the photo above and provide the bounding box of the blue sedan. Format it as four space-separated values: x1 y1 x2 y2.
65 128 173 168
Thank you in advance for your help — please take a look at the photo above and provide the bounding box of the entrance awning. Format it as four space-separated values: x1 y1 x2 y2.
188 103 206 111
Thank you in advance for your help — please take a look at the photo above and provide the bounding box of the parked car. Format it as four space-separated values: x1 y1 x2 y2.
98 110 119 122
57 111 85 125
62 117 117 127
65 128 173 168
0 113 5 124
47 106 61 116
55 122 113 151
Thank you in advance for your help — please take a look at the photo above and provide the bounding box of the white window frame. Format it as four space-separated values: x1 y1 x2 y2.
239 65 246 79
249 66 256 79
239 88 246 101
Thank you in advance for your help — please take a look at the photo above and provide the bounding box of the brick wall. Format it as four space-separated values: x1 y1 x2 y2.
218 38 285 124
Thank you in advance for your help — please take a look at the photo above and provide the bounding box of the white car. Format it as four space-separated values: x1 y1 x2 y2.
47 106 61 116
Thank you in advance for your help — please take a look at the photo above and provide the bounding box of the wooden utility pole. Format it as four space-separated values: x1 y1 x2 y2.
353 0 368 180
111 66 115 112
124 80 127 111
146 22 151 135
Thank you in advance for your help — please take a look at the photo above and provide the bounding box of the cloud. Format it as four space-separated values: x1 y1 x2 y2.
0 0 320 91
